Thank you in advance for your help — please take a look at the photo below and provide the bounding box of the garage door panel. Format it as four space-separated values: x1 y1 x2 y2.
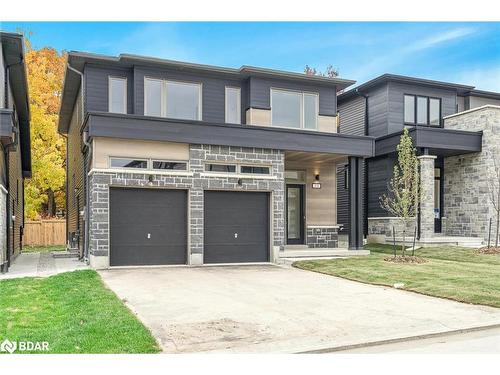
110 188 187 266
204 191 269 264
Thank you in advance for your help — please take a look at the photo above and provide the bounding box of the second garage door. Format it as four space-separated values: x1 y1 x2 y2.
109 188 187 266
204 191 270 264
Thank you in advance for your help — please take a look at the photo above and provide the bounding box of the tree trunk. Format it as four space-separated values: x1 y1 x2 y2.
496 209 499 248
402 229 406 257
47 188 56 217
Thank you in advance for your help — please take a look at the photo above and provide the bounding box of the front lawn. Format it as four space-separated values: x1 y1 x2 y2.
0 270 160 354
294 244 500 308
22 245 66 253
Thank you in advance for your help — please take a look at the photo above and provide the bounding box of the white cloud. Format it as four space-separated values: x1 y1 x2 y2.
452 65 500 92
406 27 476 52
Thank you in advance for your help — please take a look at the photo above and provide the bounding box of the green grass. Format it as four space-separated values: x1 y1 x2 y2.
22 245 66 253
0 270 160 354
294 244 500 308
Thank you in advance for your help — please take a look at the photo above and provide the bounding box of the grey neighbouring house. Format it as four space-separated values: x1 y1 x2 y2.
337 74 500 247
58 52 373 268
0 32 32 272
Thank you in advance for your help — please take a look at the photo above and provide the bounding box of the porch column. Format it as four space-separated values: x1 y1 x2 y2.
418 154 437 239
348 156 363 250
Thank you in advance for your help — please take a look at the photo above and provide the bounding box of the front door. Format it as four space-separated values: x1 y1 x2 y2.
286 184 304 244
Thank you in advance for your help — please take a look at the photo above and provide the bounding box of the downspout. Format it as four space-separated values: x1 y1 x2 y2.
355 89 369 237
66 63 89 260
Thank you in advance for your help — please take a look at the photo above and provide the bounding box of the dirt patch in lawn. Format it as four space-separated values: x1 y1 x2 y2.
383 256 428 264
475 246 500 255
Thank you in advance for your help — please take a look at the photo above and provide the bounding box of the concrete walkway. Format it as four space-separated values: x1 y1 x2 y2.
0 252 88 280
99 265 500 353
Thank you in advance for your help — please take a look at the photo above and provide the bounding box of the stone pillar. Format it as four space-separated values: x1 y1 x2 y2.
418 155 436 239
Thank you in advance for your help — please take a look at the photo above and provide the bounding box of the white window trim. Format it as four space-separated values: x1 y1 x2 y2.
270 88 319 130
108 76 127 114
109 157 149 170
225 86 241 124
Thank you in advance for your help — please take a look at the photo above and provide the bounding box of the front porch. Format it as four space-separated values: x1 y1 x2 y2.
280 151 367 259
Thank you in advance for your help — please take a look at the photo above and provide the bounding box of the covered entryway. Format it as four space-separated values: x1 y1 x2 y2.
109 187 187 266
204 191 270 264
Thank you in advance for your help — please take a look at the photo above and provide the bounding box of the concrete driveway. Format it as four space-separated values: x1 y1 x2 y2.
99 265 500 353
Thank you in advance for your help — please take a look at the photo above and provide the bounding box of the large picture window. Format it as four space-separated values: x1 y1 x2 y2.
271 89 318 130
404 94 441 126
144 78 202 121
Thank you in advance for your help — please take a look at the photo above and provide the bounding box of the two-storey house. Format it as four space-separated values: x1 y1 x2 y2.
58 52 374 268
0 32 32 272
338 74 500 246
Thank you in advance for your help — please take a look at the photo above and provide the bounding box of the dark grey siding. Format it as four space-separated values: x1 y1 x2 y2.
367 155 394 218
366 83 389 137
133 66 243 123
338 95 365 136
386 81 457 134
84 64 134 114
249 77 337 116
67 90 85 255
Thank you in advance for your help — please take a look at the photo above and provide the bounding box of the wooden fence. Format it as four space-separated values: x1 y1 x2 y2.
24 219 66 247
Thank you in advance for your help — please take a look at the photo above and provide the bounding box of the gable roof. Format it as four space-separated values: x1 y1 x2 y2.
58 51 356 133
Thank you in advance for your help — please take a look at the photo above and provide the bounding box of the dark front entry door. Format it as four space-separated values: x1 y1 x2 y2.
286 184 304 244
204 191 270 264
109 188 187 266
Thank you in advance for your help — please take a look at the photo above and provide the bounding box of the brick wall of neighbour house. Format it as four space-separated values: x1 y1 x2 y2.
8 130 24 259
443 106 500 242
0 187 6 266
88 144 285 268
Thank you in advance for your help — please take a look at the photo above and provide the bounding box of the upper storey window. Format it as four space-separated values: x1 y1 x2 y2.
271 89 318 130
225 87 241 124
404 94 441 126
144 78 202 121
108 77 127 114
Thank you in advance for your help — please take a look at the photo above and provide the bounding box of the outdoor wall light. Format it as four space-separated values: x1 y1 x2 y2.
147 175 154 186
237 178 243 186
315 174 320 181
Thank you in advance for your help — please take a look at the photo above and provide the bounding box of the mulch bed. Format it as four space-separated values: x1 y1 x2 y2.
475 246 500 254
383 256 428 264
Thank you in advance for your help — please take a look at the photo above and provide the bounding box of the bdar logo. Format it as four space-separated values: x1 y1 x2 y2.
0 339 17 354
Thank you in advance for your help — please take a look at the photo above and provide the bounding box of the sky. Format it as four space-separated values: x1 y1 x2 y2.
1 22 499 91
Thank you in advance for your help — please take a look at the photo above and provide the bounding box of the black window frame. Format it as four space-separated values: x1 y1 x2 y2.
204 163 237 173
240 165 271 175
403 94 442 127
152 160 188 171
109 157 148 169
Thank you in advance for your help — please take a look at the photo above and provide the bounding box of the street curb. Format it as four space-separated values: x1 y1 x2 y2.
297 323 500 354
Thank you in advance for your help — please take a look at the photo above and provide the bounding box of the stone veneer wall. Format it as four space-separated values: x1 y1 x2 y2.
367 217 417 241
443 106 500 242
306 226 339 248
88 144 285 268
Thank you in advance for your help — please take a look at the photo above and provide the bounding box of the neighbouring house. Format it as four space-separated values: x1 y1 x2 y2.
0 32 32 272
338 74 500 247
58 52 373 268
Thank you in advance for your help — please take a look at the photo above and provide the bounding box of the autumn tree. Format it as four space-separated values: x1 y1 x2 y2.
304 64 339 78
24 39 66 219
380 128 420 256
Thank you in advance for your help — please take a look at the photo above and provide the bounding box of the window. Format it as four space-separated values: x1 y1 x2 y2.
404 94 441 126
110 158 148 169
108 77 127 114
417 97 428 124
429 98 441 126
152 161 187 170
271 89 318 130
404 95 415 123
205 164 237 173
144 78 162 116
166 81 201 120
225 87 241 124
240 165 270 175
